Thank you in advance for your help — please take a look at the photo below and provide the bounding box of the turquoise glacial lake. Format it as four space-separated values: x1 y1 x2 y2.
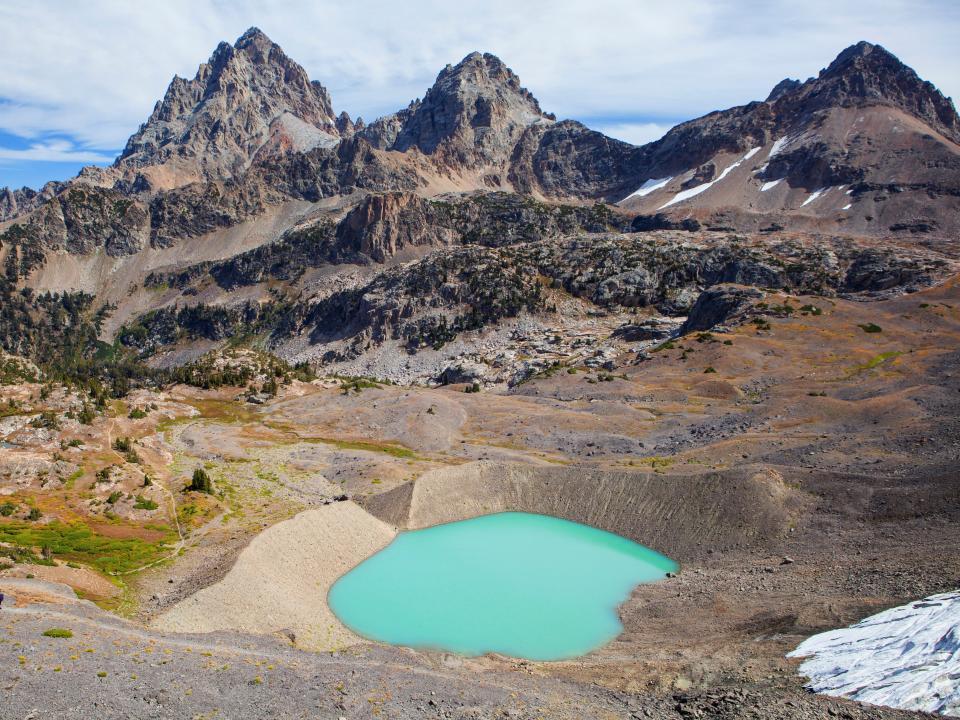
328 511 677 660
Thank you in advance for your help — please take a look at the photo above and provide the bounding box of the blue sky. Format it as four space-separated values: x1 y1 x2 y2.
1 0 958 190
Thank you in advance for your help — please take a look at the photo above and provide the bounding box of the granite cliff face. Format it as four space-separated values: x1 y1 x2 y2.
365 53 553 169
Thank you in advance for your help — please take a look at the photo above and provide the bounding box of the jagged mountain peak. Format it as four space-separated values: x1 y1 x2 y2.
774 40 960 143
384 50 553 161
235 25 271 47
112 27 339 189
824 40 891 72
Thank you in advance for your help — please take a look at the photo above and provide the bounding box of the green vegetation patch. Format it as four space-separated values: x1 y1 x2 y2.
302 436 417 459
0 520 174 574
133 495 158 511
858 323 883 333
852 351 904 373
42 628 73 638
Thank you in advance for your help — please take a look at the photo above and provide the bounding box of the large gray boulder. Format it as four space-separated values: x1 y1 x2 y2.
681 285 764 334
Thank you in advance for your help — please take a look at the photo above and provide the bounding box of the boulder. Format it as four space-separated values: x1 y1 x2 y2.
681 285 764 334
612 319 678 342
437 360 488 386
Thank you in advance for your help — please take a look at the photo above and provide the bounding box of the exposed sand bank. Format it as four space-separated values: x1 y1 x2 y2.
153 502 395 650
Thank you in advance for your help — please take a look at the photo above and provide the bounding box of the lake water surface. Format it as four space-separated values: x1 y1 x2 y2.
329 511 676 660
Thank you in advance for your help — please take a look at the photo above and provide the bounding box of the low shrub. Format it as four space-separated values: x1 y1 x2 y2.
133 495 158 511
42 628 73 639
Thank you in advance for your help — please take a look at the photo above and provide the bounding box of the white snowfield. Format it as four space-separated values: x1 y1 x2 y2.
801 188 827 207
768 135 790 158
624 176 672 200
788 591 960 717
760 179 782 192
659 147 760 209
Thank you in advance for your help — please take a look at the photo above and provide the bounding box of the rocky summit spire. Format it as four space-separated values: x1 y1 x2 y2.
386 51 553 165
114 27 340 188
772 41 960 143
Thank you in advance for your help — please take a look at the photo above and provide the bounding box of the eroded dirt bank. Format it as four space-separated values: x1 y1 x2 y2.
365 462 806 562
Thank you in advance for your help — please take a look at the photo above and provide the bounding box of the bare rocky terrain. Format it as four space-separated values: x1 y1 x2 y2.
2 276 959 718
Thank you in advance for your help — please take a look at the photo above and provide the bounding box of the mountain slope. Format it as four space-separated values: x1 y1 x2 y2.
1 33 958 383
618 42 960 237
89 27 340 192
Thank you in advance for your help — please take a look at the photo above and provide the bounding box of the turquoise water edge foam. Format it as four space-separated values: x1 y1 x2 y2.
329 511 677 660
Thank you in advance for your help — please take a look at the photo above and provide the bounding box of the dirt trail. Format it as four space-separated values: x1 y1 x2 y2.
104 417 187 576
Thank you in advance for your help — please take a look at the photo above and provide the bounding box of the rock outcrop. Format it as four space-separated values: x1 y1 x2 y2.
681 285 765 334
113 27 340 190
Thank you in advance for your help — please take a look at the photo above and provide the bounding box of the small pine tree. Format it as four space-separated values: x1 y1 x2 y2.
262 377 278 397
78 404 96 425
189 468 212 494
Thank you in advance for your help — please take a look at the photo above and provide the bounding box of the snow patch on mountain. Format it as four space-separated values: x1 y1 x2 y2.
769 136 790 158
659 148 760 209
624 176 672 200
760 179 782 192
788 591 960 717
801 188 827 206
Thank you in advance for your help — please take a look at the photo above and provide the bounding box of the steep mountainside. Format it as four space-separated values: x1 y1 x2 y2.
89 27 340 191
618 42 960 236
0 30 957 384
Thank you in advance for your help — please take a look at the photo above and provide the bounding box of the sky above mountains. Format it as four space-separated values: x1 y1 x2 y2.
1 0 958 190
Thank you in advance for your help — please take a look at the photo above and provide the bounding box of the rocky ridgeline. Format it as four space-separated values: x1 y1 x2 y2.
627 41 960 191
1 29 959 384
120 208 954 384
144 192 628 291
289 231 949 362
2 31 959 283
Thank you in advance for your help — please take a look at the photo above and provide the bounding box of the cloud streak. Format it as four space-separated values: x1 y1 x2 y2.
0 139 114 164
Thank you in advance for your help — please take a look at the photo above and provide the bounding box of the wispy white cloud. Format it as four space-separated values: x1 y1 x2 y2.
0 139 114 164
0 0 957 156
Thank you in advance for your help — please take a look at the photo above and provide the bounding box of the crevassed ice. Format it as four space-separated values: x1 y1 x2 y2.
659 148 760 209
788 590 960 717
760 179 782 192
624 176 672 200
